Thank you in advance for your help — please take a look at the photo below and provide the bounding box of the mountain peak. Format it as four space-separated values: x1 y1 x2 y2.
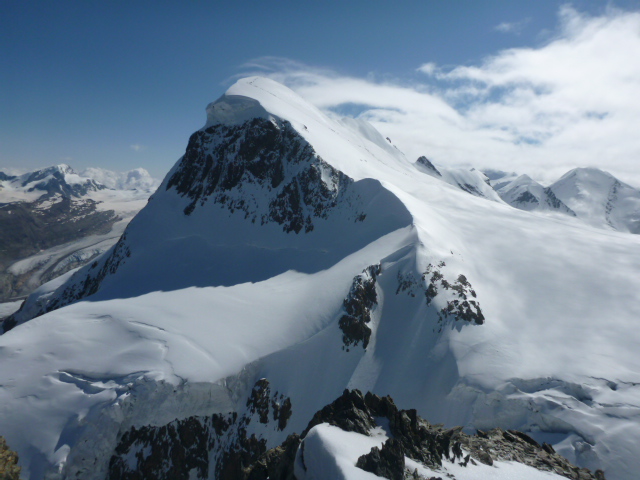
54 163 74 174
204 76 326 130
556 167 617 185
550 166 640 232
205 93 272 128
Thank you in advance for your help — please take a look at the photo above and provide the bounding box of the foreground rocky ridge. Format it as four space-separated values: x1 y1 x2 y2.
109 388 606 480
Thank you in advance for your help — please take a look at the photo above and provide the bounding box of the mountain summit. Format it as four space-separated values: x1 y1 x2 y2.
549 167 640 233
1 77 639 480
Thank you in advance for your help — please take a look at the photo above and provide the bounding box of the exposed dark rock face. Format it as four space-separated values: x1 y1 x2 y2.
166 118 354 233
423 263 484 328
396 262 485 332
416 156 441 177
356 438 405 480
246 379 292 431
108 379 292 480
243 434 300 480
516 190 540 205
605 180 621 228
457 182 485 197
254 389 606 480
108 387 605 480
543 188 576 215
339 264 382 350
109 415 220 480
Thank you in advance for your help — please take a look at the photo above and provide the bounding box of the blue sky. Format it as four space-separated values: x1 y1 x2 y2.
2 1 640 183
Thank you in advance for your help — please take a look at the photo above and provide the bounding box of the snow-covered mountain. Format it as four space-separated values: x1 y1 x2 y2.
0 165 156 304
80 166 160 191
549 167 640 234
1 77 639 480
415 156 503 202
493 174 575 215
485 168 640 233
0 164 106 202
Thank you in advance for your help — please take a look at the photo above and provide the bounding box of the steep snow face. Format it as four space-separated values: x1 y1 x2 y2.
2 77 640 480
495 174 575 215
415 157 503 202
550 167 640 233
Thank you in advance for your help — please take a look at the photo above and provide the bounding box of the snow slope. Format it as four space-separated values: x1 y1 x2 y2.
494 174 575 215
1 77 639 480
414 156 503 202
549 167 640 233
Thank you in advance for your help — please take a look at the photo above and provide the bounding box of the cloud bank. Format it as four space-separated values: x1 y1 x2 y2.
242 6 640 186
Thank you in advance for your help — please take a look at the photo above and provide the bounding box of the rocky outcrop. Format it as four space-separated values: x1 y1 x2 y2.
108 379 292 480
396 262 485 332
246 379 292 431
0 436 21 480
166 117 355 233
338 264 381 349
356 438 405 480
415 157 441 177
244 389 606 480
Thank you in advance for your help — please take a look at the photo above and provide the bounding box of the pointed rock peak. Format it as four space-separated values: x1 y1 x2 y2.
415 156 441 176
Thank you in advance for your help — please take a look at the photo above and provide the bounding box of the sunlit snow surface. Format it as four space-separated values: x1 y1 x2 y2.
2 77 640 479
0 301 21 318
295 423 569 480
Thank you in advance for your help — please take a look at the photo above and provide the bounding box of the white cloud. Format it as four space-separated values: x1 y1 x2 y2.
241 6 640 187
494 19 530 34
130 144 146 152
419 62 438 75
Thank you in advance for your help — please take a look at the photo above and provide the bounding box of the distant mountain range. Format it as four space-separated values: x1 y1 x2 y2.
2 160 635 310
483 167 640 233
0 164 158 304
409 159 640 234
